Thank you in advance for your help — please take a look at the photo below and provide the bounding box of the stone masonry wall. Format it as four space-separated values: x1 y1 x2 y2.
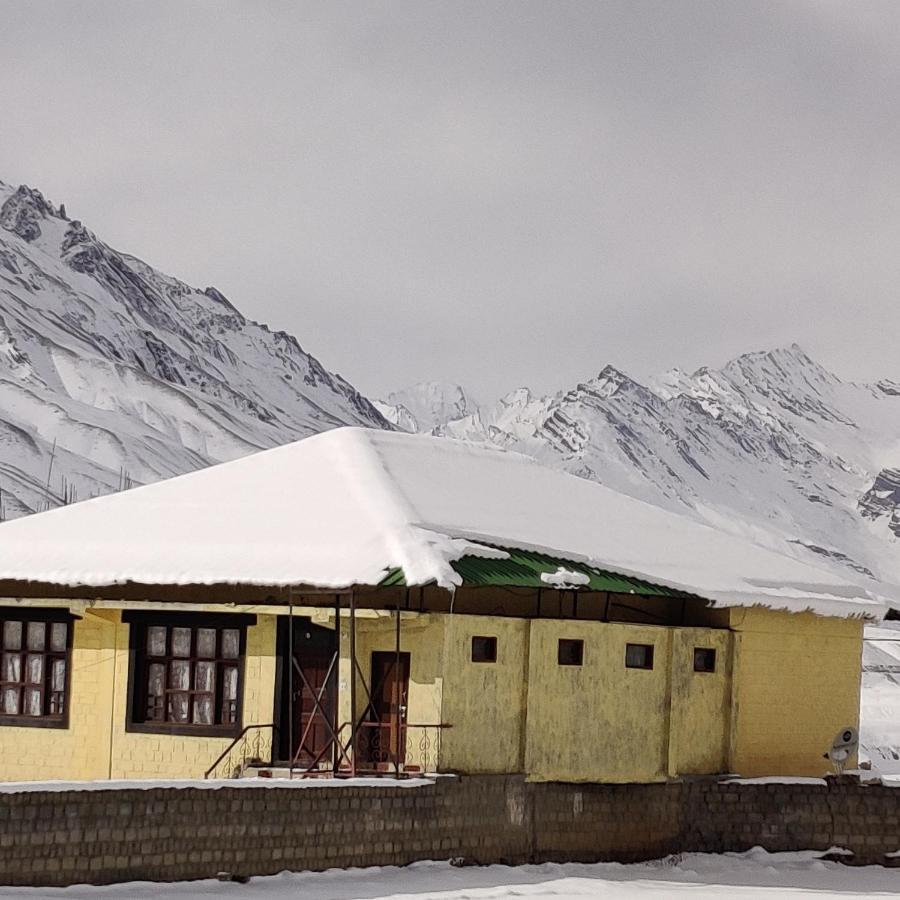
0 776 899 886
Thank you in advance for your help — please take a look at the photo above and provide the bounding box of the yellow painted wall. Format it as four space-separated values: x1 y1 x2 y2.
523 620 734 783
667 628 732 775
728 608 863 777
0 609 118 782
439 614 530 774
0 601 868 784
524 620 672 782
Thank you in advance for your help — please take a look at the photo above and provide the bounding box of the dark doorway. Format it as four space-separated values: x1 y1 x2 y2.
276 617 337 768
362 651 410 768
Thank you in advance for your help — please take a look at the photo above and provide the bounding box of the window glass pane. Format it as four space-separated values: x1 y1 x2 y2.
24 688 41 716
50 622 67 652
222 629 239 659
146 663 165 720
558 639 584 666
147 662 165 697
168 693 189 723
171 627 192 658
193 695 213 725
169 659 190 690
693 647 716 673
1 686 18 714
51 659 66 693
197 628 216 659
472 636 498 663
195 661 215 693
2 653 21 683
26 654 43 685
2 621 21 651
223 666 238 701
625 643 654 669
221 666 238 724
26 622 46 651
147 626 167 656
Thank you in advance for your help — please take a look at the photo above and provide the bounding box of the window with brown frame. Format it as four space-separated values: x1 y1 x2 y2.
0 609 72 727
127 615 250 736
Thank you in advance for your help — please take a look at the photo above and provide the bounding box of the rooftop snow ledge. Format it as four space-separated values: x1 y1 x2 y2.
0 427 886 620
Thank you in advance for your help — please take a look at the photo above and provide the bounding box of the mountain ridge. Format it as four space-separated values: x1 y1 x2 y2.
378 346 900 595
0 180 389 517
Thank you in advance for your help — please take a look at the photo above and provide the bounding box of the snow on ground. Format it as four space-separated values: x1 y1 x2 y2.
0 851 898 899
0 777 432 794
861 622 900 776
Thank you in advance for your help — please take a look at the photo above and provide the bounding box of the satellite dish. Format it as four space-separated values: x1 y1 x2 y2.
824 726 859 774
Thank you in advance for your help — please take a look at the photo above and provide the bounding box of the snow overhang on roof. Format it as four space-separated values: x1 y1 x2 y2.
0 427 888 620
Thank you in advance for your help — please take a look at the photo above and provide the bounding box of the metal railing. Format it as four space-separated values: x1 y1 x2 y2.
334 720 451 776
204 723 279 780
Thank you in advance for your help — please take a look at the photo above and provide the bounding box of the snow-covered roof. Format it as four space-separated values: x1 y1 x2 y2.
0 427 886 618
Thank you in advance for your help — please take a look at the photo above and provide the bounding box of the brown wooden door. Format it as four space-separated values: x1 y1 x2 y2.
366 651 410 767
290 624 336 768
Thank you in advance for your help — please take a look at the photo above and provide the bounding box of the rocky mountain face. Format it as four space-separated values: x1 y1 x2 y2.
380 348 900 595
0 180 388 517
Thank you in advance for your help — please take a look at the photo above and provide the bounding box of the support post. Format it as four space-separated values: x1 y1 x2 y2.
394 598 401 778
349 588 357 777
288 586 294 780
333 593 341 774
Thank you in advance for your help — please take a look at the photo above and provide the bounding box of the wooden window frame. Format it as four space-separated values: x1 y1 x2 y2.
625 642 654 670
557 638 584 667
693 647 717 673
471 635 498 663
0 607 74 730
124 612 255 738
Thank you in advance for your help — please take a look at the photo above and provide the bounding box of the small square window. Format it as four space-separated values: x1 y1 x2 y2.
471 636 497 663
558 639 584 666
625 643 654 670
693 647 716 673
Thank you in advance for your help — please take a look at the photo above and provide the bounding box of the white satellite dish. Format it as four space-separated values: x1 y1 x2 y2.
824 726 859 774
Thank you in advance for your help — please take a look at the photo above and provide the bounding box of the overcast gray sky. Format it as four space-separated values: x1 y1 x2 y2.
2 1 899 400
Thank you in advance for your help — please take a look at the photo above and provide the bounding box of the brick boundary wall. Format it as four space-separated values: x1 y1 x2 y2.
0 776 899 886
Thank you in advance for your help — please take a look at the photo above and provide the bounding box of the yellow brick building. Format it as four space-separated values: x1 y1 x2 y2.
0 428 881 783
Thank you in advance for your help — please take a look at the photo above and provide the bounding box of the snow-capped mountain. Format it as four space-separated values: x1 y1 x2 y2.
374 382 479 434
0 181 388 517
382 346 900 593
5 175 900 598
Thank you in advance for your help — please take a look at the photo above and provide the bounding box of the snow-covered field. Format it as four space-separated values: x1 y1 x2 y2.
0 851 897 899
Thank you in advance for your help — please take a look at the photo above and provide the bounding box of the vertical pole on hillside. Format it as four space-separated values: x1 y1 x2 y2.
44 438 57 509
349 588 357 778
394 598 401 779
333 593 341 775
288 586 294 780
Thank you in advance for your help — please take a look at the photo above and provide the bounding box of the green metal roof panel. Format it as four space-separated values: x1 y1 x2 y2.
379 545 691 598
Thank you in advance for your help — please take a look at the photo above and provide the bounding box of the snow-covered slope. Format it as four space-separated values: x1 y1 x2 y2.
383 346 900 592
860 622 900 774
0 181 388 516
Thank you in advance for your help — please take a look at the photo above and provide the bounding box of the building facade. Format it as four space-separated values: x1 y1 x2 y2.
0 591 864 783
0 427 880 784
